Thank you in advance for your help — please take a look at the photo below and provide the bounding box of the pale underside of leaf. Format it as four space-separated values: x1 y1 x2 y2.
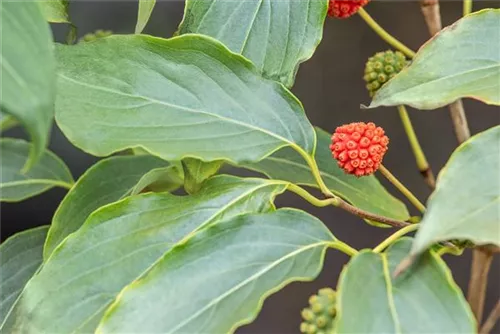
335 238 475 333
96 209 335 333
412 126 500 255
178 0 328 87
370 9 500 110
1 176 288 333
55 34 316 166
0 138 73 202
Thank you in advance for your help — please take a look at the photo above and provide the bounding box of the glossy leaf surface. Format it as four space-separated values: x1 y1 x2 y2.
179 0 328 87
335 238 475 333
98 209 335 333
370 9 500 109
2 176 287 333
55 34 316 164
412 126 500 254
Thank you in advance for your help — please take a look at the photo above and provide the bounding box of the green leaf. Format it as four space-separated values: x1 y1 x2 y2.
244 127 410 223
335 238 475 333
182 157 224 194
2 176 288 333
55 35 316 165
0 138 73 202
0 226 48 323
37 0 69 23
1 1 56 170
411 126 500 255
135 0 156 34
97 209 334 333
179 0 328 87
43 155 182 260
370 9 500 110
0 112 18 133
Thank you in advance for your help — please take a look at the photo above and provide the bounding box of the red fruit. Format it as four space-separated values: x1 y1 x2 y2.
330 122 389 177
328 0 370 18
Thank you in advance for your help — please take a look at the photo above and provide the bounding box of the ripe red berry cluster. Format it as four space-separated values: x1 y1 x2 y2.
330 122 389 177
328 0 370 18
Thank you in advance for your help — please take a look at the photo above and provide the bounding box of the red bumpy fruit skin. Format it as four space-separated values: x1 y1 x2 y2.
330 122 389 177
328 0 370 18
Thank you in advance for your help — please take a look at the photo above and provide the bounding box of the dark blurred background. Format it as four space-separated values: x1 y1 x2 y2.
1 1 499 332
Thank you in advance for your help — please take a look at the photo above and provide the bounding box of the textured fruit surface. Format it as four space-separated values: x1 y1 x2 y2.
330 122 389 177
300 288 337 334
364 50 408 96
328 0 369 18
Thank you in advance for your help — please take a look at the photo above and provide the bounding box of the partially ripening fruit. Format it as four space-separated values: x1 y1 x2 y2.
300 288 337 334
330 122 389 177
328 0 370 18
364 50 408 96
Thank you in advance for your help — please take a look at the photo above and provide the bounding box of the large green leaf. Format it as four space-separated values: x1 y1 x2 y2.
0 226 48 323
411 126 500 255
0 138 73 202
43 155 183 260
335 238 475 333
135 0 156 34
97 209 334 333
244 127 409 222
370 9 500 110
2 176 288 333
37 0 69 23
179 0 327 88
1 1 56 170
55 35 316 165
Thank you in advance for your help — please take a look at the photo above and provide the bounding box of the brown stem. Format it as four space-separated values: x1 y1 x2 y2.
480 300 500 334
448 99 471 143
468 246 494 325
419 0 442 35
420 168 436 189
336 199 410 228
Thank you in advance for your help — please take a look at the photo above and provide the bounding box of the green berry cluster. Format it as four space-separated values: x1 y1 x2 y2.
364 50 408 96
300 288 337 334
79 29 113 43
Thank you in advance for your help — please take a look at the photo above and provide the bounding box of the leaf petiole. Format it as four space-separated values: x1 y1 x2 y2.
328 240 359 257
378 164 426 213
373 224 419 253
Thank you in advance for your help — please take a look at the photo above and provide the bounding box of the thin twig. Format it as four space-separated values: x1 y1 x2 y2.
448 99 471 143
287 183 411 228
468 246 495 324
419 0 442 36
336 199 410 228
480 300 500 334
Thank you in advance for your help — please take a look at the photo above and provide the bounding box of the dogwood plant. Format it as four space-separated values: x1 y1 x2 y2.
1 0 499 333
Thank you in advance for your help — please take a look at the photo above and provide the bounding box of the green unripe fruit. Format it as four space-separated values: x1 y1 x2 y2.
364 50 408 96
300 288 336 334
79 29 113 43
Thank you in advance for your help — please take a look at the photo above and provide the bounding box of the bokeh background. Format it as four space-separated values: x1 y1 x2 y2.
1 1 499 332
